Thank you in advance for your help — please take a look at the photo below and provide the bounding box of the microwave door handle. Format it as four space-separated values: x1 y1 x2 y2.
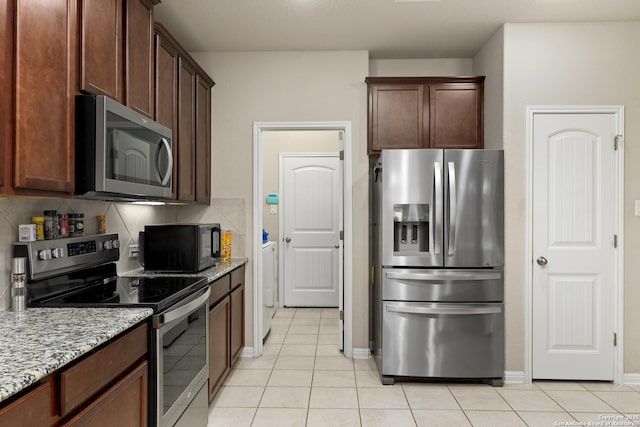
157 137 173 186
447 161 457 256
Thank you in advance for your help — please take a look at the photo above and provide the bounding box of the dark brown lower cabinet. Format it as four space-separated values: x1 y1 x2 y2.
0 322 148 427
208 265 246 402
62 361 148 427
0 381 51 427
208 295 230 400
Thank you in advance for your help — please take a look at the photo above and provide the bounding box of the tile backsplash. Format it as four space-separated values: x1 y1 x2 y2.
0 197 245 310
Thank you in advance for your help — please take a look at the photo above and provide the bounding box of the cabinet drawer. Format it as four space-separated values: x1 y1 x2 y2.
59 323 147 417
209 274 231 306
62 361 148 427
0 381 51 427
231 265 245 290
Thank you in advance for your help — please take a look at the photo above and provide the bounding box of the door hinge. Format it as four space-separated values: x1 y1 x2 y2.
339 310 344 321
614 234 618 248
339 230 344 241
614 135 622 150
614 332 617 347
339 150 344 161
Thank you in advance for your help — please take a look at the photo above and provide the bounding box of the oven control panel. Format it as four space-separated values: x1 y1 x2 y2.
14 233 121 281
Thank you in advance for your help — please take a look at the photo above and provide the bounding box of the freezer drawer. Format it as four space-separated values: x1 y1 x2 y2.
381 302 504 379
382 268 503 302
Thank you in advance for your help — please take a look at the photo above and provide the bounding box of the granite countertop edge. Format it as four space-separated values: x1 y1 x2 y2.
0 307 153 404
121 257 248 282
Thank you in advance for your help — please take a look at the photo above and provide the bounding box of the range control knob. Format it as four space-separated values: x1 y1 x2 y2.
38 249 52 260
103 240 113 250
51 248 64 258
112 239 120 249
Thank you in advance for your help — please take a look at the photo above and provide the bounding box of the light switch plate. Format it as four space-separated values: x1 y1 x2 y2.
128 244 139 258
270 205 277 214
636 200 640 217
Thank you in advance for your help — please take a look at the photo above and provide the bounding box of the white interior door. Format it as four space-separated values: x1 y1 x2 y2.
532 112 617 380
338 132 344 350
282 154 340 307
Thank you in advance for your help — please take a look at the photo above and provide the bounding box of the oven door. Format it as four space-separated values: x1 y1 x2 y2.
152 286 210 427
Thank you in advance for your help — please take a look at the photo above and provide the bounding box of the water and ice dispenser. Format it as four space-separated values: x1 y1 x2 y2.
392 204 429 254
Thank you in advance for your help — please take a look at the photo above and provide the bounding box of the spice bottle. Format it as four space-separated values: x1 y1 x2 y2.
11 257 27 312
44 210 57 240
69 213 85 237
32 216 45 241
97 215 107 234
58 214 68 238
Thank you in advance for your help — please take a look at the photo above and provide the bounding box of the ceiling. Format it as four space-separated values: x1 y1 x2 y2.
154 0 640 59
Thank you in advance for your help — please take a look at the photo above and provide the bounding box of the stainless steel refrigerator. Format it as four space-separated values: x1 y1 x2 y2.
370 149 504 385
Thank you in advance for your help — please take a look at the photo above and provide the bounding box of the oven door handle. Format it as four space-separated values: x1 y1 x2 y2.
385 304 502 315
155 286 210 327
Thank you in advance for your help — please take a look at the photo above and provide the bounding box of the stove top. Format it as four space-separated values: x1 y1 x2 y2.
33 276 208 313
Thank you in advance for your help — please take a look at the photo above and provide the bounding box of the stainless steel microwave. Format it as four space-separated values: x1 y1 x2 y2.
75 95 173 201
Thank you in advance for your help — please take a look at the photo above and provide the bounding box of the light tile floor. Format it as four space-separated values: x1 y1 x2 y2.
208 308 640 426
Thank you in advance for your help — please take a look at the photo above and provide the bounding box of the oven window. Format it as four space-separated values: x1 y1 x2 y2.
161 304 207 414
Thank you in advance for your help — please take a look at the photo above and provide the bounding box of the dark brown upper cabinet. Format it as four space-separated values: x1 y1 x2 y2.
12 0 77 194
154 23 214 204
366 77 484 155
80 0 155 118
1 0 12 193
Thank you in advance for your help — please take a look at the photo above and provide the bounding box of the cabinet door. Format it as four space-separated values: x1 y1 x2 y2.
230 283 245 367
209 296 230 402
0 0 12 192
79 0 123 102
0 382 51 427
154 28 178 199
177 57 196 201
62 361 148 427
125 0 154 118
369 84 424 154
428 82 483 149
195 74 211 204
14 0 76 193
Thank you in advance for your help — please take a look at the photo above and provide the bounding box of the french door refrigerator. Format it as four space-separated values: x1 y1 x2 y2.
370 149 504 385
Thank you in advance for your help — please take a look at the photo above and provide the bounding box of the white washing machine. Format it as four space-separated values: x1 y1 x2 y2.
261 241 277 342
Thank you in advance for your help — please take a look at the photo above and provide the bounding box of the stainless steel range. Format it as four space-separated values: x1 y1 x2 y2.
14 233 210 427
370 149 504 386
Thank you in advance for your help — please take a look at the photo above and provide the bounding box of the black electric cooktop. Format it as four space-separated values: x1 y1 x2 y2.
28 263 208 313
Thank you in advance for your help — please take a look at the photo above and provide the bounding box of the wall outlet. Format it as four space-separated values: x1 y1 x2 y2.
128 244 139 258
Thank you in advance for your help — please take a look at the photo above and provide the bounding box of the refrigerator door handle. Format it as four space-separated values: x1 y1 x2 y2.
433 161 443 255
385 271 501 281
447 161 457 256
385 304 502 315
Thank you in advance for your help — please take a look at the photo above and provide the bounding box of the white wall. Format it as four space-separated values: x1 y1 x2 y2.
500 22 640 373
473 27 504 149
369 58 473 77
190 51 370 347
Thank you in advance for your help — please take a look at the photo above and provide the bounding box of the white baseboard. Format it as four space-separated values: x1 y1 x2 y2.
504 371 526 384
352 348 371 359
240 347 254 358
624 373 640 386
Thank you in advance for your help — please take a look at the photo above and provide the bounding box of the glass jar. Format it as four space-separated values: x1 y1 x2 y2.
69 213 85 237
58 214 69 238
96 215 107 234
44 210 57 240
32 216 45 241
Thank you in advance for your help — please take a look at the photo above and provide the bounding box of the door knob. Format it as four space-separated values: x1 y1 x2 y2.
536 256 548 266
285 237 291 243
334 245 339 249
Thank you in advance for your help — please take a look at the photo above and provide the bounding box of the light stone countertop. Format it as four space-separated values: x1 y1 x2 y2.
121 257 248 283
0 307 152 404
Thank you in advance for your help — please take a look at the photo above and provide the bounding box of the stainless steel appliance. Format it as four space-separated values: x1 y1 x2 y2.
75 94 173 201
15 233 210 426
140 223 221 273
370 149 504 386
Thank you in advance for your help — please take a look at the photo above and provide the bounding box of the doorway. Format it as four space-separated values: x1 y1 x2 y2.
252 121 353 359
525 106 624 383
